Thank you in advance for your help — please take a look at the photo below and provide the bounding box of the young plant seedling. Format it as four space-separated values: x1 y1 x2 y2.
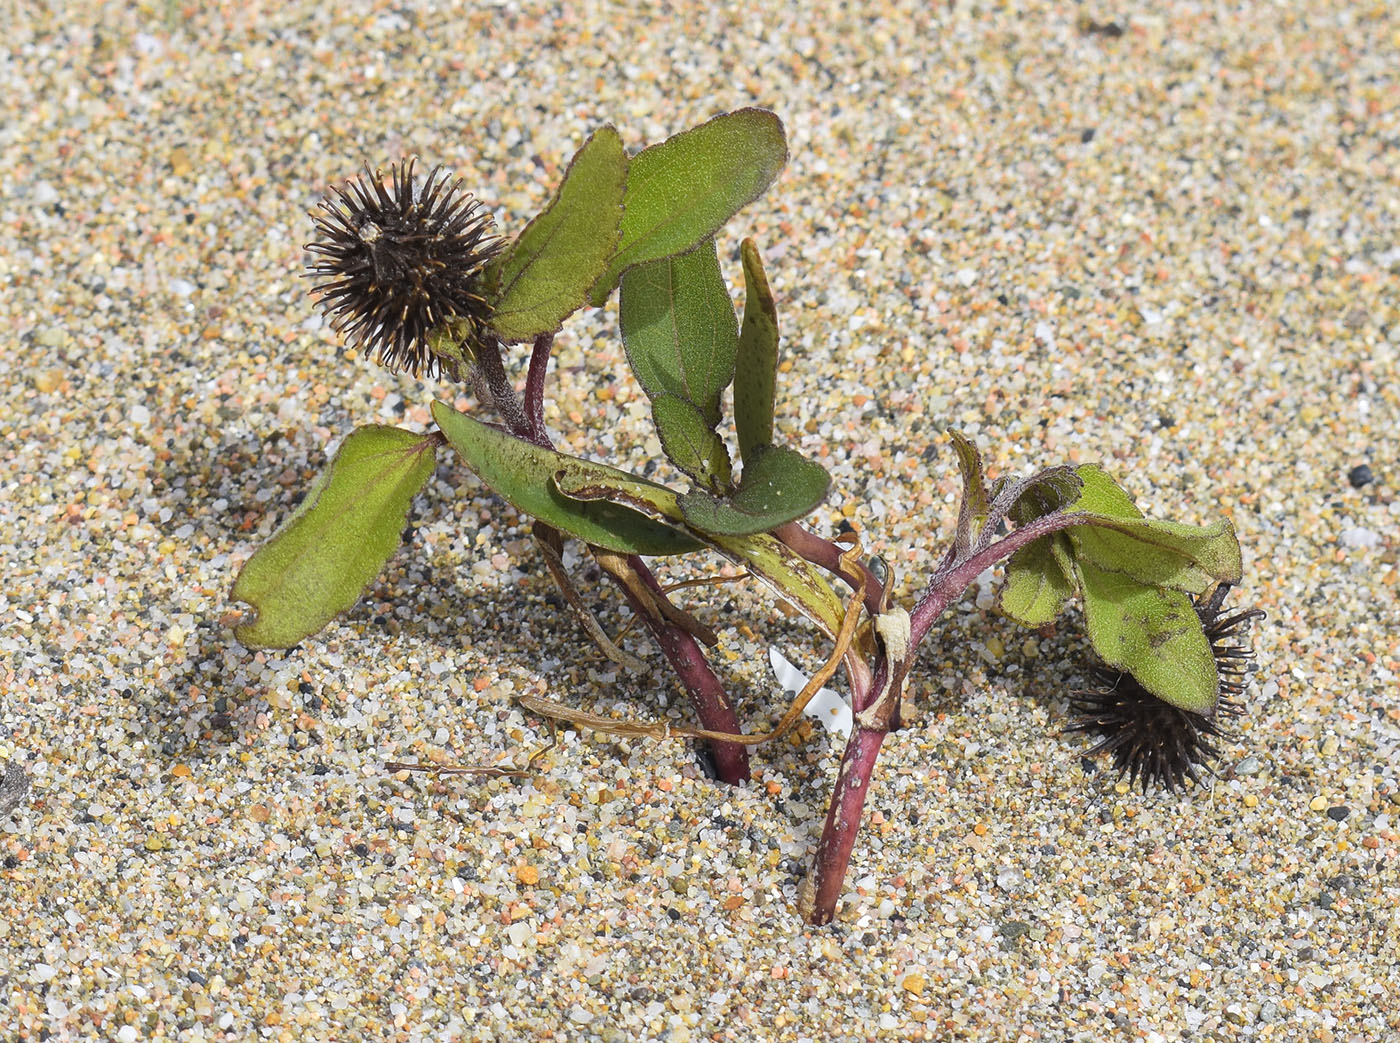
231 109 1261 925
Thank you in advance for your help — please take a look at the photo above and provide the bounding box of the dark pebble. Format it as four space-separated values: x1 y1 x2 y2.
1080 127 1096 143
0 760 31 816
1346 464 1373 488
1326 805 1350 821
187 969 208 985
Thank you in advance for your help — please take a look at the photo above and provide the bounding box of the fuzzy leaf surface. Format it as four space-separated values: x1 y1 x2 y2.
1066 465 1242 591
1076 557 1219 712
652 393 732 491
677 445 830 537
619 239 737 426
589 108 787 303
432 401 700 556
998 534 1076 626
733 238 779 464
489 126 626 342
232 425 437 649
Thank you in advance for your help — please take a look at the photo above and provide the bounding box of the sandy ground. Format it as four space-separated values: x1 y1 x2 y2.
2 2 1397 1040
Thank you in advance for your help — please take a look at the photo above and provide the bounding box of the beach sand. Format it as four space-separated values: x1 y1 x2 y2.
2 2 1396 1039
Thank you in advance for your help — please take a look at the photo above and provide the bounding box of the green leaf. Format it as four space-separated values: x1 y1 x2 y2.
1070 516 1241 591
589 108 787 304
489 125 626 342
998 534 1075 626
553 469 845 638
431 401 701 556
619 239 737 426
652 393 732 491
733 238 778 464
1076 558 1219 712
1065 465 1242 592
232 425 437 649
1068 463 1142 518
677 445 830 537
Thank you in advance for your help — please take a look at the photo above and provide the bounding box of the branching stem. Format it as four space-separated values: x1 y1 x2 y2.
805 508 1091 924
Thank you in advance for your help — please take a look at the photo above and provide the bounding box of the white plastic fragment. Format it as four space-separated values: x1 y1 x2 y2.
768 647 851 737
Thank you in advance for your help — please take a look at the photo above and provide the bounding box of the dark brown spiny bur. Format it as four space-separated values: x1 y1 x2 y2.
1067 583 1264 792
306 159 501 380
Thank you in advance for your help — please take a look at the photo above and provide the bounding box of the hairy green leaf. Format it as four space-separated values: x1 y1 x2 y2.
1076 558 1219 712
1066 465 1242 591
489 125 626 342
733 238 779 464
677 445 830 537
652 393 732 491
589 108 787 304
431 401 701 556
232 425 437 649
994 466 1083 526
619 239 737 426
998 534 1075 626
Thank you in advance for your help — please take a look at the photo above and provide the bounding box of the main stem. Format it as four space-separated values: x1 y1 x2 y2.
474 336 750 784
802 509 1094 923
630 559 750 783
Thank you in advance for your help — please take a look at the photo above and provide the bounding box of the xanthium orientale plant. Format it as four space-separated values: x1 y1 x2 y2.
231 109 1262 925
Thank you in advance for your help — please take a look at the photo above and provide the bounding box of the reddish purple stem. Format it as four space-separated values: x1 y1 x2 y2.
803 508 1094 923
631 558 750 784
522 333 553 444
773 522 886 617
469 336 750 784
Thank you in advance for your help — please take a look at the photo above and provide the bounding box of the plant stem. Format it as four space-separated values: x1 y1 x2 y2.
469 336 750 784
805 509 1092 924
617 556 751 784
523 333 553 444
908 509 1091 648
473 336 533 441
804 723 889 924
774 522 885 617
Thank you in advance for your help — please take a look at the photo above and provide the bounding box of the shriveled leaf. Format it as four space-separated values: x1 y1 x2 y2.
589 108 787 303
993 466 1083 527
652 393 732 491
619 239 737 426
708 531 846 639
232 425 437 649
489 125 626 342
1076 558 1219 712
998 534 1075 626
431 401 701 556
677 445 830 537
555 470 845 638
949 430 988 555
733 238 779 464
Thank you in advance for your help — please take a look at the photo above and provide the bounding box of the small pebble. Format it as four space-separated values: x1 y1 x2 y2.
1346 464 1373 488
1327 806 1350 822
